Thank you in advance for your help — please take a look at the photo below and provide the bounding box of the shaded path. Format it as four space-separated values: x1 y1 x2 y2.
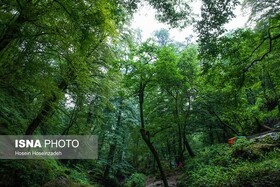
145 171 183 187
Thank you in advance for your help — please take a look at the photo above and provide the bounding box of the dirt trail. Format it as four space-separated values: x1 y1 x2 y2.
145 171 183 187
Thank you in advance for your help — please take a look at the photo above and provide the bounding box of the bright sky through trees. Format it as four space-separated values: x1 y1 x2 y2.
131 1 249 42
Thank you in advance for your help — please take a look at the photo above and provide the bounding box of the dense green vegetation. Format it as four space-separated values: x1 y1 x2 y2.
0 0 279 186
179 137 280 186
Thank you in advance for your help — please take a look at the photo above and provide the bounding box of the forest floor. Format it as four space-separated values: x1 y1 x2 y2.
145 171 183 187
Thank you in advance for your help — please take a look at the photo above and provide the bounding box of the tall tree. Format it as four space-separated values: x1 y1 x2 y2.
0 0 125 134
124 41 169 187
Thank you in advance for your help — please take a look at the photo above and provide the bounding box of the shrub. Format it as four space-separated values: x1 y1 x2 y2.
187 165 232 187
180 142 280 187
0 159 62 187
69 165 91 185
124 173 145 187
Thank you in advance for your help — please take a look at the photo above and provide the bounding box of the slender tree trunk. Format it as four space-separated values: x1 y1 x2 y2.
140 129 169 187
103 99 123 179
139 82 145 128
98 132 105 157
103 143 117 179
61 97 82 135
138 81 169 187
145 154 150 172
183 134 195 157
174 94 189 162
166 140 172 168
133 137 140 167
25 80 67 135
211 110 240 136
25 98 55 135
172 137 177 165
117 128 126 163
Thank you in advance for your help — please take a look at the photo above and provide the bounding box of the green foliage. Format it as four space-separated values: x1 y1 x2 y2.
180 142 280 187
186 165 231 187
69 165 92 185
1 1 280 187
232 136 280 162
124 173 146 187
0 159 64 186
197 0 240 59
147 0 193 28
242 0 280 23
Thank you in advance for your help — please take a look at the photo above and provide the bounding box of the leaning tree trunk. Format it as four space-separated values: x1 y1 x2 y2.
180 120 195 158
138 81 169 187
183 134 195 157
140 129 169 187
25 80 67 135
210 109 240 136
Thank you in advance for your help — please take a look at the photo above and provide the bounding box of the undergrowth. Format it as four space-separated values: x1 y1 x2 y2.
178 138 280 187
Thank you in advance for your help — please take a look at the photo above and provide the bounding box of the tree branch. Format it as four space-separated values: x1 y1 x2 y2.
210 110 240 136
53 0 72 17
239 29 280 89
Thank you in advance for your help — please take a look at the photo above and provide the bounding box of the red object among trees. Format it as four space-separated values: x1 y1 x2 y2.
228 137 237 145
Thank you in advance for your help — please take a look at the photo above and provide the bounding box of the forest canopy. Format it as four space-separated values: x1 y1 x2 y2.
0 0 279 187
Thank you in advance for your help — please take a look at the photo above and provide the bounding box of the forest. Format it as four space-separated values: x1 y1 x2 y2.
0 0 280 186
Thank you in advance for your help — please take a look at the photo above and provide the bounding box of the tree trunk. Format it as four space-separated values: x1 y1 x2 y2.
61 97 82 135
166 140 172 168
25 97 55 135
103 99 123 179
103 143 117 179
138 80 169 187
211 110 240 136
174 95 183 162
25 80 67 135
140 129 169 187
172 136 177 166
183 134 195 157
209 123 214 144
